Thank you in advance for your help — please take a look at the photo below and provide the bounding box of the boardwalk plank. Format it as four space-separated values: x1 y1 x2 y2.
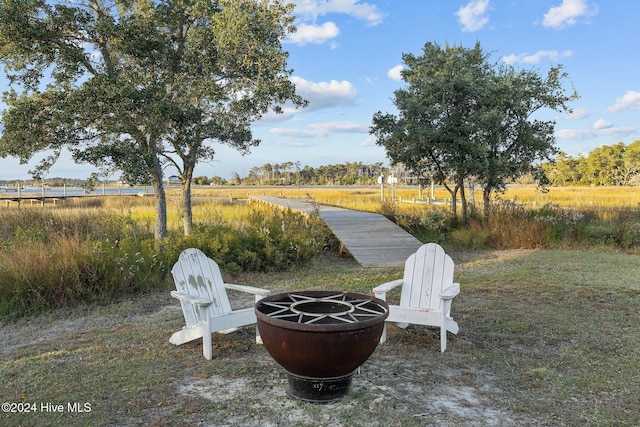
252 196 423 267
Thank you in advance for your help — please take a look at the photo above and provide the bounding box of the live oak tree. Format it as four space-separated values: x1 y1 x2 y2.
371 42 577 222
473 64 577 219
0 0 304 240
371 43 489 222
156 0 306 235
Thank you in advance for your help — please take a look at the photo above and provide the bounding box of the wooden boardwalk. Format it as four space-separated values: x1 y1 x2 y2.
251 196 423 268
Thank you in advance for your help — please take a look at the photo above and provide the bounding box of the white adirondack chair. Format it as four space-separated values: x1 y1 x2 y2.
372 243 460 352
169 248 270 360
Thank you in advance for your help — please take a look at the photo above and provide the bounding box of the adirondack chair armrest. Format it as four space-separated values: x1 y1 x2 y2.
440 282 460 300
170 291 213 307
372 279 404 296
225 283 270 297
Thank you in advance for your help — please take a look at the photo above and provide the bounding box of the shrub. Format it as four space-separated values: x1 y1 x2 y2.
420 210 446 232
481 201 550 249
164 205 331 274
413 209 449 243
450 220 489 249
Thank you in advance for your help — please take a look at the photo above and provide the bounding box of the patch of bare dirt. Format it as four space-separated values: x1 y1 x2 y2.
174 342 538 426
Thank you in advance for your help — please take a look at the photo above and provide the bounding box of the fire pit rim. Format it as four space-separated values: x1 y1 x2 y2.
255 290 389 333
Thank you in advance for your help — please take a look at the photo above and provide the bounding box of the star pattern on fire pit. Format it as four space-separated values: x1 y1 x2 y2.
260 292 388 324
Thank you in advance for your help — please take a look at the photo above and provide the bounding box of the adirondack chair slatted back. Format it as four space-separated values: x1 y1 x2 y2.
171 248 233 327
400 243 455 313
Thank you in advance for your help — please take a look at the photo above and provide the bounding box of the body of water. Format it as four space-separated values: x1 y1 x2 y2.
0 186 153 197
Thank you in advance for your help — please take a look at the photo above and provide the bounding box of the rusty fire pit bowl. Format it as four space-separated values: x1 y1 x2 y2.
255 290 389 403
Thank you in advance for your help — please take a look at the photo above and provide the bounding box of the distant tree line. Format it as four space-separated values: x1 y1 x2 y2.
4 139 639 189
194 161 389 186
0 162 388 187
0 178 87 188
542 140 640 186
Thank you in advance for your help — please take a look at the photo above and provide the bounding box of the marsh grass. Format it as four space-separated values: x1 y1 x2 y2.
2 184 640 319
0 198 332 319
194 185 640 251
6 185 640 317
501 185 640 208
0 206 162 317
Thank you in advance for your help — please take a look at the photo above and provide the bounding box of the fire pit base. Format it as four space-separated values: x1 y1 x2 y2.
286 371 353 403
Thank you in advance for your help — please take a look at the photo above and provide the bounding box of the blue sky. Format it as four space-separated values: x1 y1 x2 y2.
1 0 639 181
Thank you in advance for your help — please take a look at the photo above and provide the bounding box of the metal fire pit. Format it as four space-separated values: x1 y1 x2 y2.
255 290 389 403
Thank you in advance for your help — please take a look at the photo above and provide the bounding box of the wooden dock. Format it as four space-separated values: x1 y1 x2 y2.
0 194 81 207
251 196 423 268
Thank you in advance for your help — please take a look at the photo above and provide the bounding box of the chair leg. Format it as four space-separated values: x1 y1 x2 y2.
255 295 265 345
200 307 212 360
203 329 212 360
379 323 387 344
255 325 263 345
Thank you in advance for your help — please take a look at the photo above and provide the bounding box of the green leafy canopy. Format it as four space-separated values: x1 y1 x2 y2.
0 0 306 239
371 41 578 221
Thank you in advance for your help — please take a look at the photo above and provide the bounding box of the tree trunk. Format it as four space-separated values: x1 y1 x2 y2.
468 179 475 206
482 186 493 224
443 184 457 218
150 158 167 243
459 179 468 224
179 157 197 236
181 177 193 236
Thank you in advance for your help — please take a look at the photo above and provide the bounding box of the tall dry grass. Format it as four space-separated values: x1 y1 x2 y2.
0 196 331 319
499 185 640 208
0 205 161 318
192 185 640 250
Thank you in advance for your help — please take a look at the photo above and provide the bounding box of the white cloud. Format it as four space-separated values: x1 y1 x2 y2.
502 50 573 65
566 107 590 119
608 90 640 113
270 121 369 138
269 128 319 138
556 122 636 140
387 65 404 81
455 0 490 32
310 121 369 133
293 0 384 26
257 77 358 125
542 0 598 29
592 119 612 130
290 76 358 111
256 106 305 124
359 134 377 147
287 22 340 45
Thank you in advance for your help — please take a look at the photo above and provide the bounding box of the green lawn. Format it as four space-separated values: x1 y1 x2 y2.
1 249 638 426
